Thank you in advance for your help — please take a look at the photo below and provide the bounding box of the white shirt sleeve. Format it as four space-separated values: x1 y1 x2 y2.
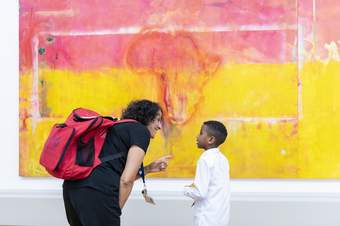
184 158 210 200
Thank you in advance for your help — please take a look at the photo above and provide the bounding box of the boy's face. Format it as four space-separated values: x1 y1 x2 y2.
196 125 212 149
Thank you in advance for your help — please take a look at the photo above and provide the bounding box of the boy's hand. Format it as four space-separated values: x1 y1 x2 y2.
145 155 173 173
184 183 197 188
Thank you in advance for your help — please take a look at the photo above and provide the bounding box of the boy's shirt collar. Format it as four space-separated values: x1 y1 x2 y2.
202 147 219 155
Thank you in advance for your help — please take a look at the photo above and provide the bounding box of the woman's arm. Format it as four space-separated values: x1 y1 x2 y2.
119 145 145 209
134 155 172 180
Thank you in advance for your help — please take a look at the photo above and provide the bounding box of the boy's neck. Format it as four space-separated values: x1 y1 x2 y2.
203 145 218 151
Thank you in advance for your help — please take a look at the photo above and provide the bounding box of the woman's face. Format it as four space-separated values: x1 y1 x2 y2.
147 110 162 138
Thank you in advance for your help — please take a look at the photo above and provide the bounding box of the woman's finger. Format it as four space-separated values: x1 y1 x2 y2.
160 162 167 170
159 155 173 162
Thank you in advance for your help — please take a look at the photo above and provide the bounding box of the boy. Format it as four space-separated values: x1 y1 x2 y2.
184 120 230 226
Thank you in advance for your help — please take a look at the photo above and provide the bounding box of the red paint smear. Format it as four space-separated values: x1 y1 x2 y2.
126 31 208 124
125 31 205 74
19 108 30 131
125 31 221 125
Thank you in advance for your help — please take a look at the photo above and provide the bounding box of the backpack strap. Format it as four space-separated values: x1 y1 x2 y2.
105 119 146 183
113 118 137 124
100 152 126 162
100 152 145 184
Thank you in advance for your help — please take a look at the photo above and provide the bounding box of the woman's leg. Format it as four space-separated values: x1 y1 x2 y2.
63 188 83 226
67 187 121 226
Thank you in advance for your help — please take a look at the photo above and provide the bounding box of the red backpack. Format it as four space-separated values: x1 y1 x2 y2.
39 108 135 180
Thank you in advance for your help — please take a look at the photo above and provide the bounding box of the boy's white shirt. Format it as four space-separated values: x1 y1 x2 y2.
184 148 230 226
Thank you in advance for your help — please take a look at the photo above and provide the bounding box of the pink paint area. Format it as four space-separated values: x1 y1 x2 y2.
193 30 296 64
20 0 69 11
297 0 314 54
20 0 151 71
20 0 297 70
35 29 295 72
20 0 296 29
298 0 340 60
37 34 133 71
20 0 151 31
315 0 340 59
201 0 296 27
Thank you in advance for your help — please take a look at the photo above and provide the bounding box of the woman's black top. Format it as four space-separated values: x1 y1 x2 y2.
63 121 151 196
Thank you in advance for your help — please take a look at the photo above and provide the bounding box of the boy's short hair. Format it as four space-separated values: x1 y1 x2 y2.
203 120 228 146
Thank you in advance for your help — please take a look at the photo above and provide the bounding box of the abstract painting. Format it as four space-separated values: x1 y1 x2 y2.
20 0 340 178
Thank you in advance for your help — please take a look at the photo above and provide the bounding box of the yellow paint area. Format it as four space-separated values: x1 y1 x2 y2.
20 118 57 176
19 62 340 178
37 68 159 117
202 63 298 117
298 61 340 178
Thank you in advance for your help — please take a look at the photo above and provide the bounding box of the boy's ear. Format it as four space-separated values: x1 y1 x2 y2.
208 136 216 144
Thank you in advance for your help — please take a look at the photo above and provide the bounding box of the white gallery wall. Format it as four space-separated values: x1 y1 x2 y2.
1 1 340 226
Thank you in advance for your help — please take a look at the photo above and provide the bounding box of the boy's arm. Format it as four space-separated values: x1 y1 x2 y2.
183 159 210 201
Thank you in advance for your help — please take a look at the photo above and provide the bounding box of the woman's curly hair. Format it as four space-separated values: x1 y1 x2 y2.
121 99 162 125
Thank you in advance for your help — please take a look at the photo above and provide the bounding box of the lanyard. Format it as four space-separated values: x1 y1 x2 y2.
138 163 155 204
138 163 145 185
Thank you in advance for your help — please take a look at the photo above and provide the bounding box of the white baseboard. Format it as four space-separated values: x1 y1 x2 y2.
1 189 340 226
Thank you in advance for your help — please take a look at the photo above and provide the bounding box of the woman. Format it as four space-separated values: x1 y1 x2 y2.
63 99 170 226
